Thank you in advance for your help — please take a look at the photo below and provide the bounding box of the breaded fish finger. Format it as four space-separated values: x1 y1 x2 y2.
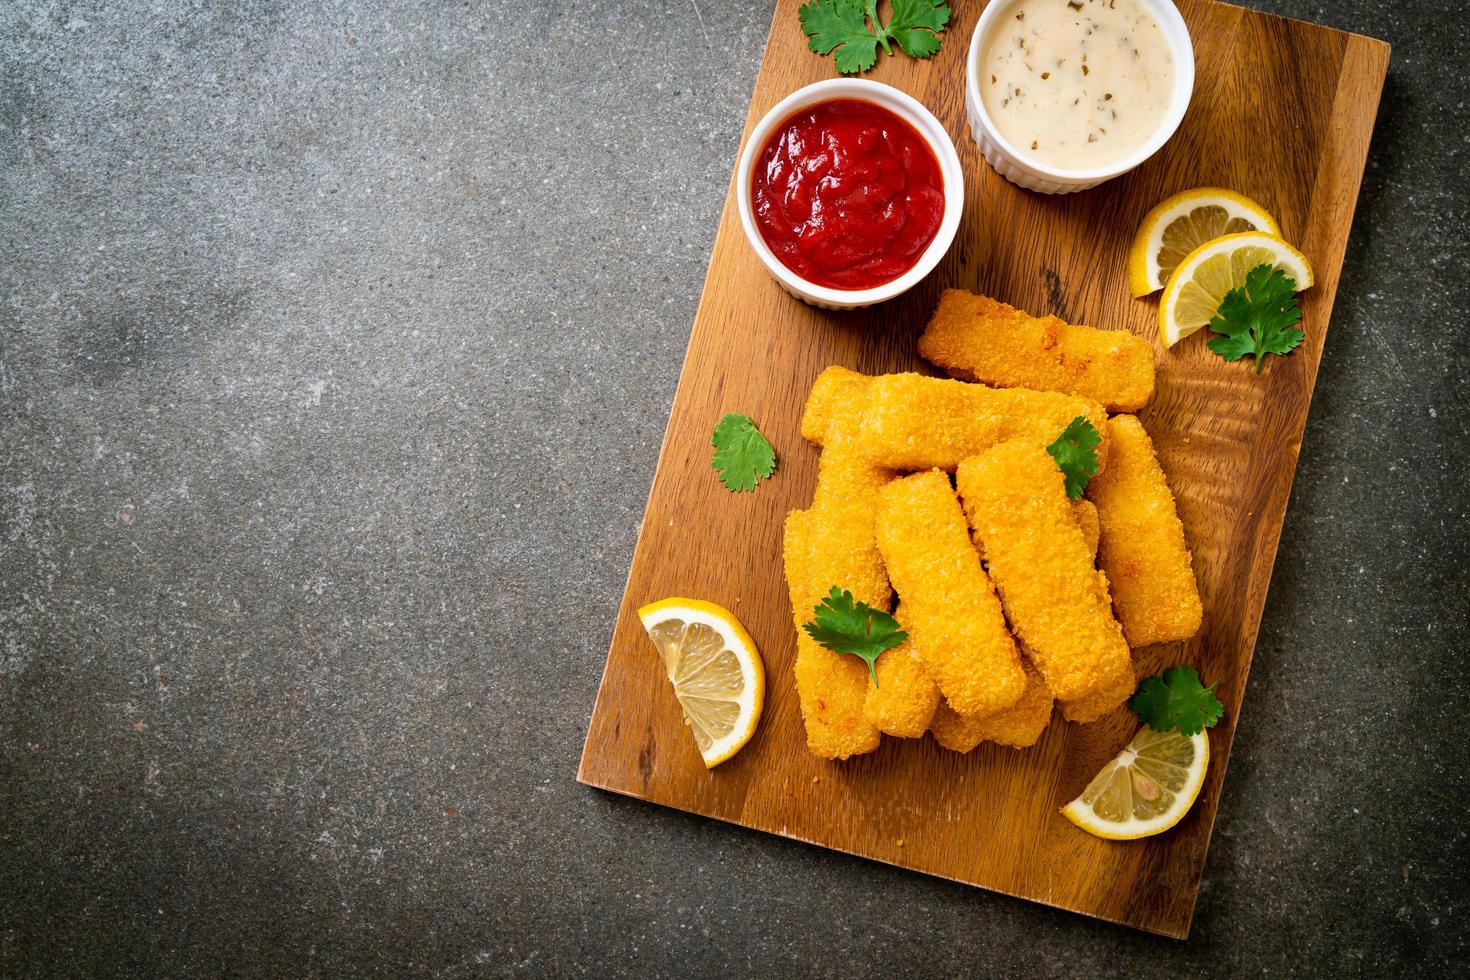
956 442 1131 702
1057 504 1135 723
784 372 895 759
862 603 940 738
930 658 1054 751
1072 499 1100 555
1087 415 1203 647
784 510 882 760
805 375 936 738
1057 638 1134 723
800 365 871 446
875 471 1025 717
919 289 1156 412
808 374 896 609
859 373 1109 471
933 498 1122 739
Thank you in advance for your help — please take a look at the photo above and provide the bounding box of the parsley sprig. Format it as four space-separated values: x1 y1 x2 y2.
1127 666 1224 736
1206 264 1305 373
799 0 951 75
802 586 907 685
1045 416 1101 501
710 413 776 492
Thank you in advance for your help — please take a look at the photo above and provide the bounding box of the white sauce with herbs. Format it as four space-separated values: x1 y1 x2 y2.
981 0 1174 170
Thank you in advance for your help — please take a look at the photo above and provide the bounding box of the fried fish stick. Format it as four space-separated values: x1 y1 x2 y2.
808 374 895 602
800 365 871 446
784 510 882 760
1072 499 1100 555
859 373 1109 471
918 290 1156 412
1057 501 1135 723
784 373 894 759
807 377 938 737
930 659 1054 751
933 499 1118 740
812 430 892 522
1087 415 1202 646
1058 641 1134 722
875 471 1025 716
801 370 1109 469
862 604 940 738
956 441 1130 702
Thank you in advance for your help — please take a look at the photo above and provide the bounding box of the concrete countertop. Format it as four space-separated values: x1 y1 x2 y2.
2 1 1465 976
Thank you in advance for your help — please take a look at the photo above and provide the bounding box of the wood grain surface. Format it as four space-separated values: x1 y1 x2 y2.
578 0 1388 938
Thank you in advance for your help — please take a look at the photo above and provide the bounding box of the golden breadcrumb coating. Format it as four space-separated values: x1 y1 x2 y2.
875 470 1025 717
919 289 1156 412
956 441 1131 702
1072 499 1100 555
1087 414 1203 647
1058 642 1134 723
812 430 892 518
931 498 1124 737
862 603 940 738
930 658 1054 751
808 375 895 612
784 371 895 759
784 510 882 760
859 373 1109 472
1056 510 1135 723
805 374 942 739
799 365 871 446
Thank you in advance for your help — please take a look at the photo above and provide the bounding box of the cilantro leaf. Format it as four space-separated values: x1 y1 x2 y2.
1127 666 1225 736
1045 416 1101 501
710 413 776 492
802 586 907 685
1205 263 1305 374
799 0 883 74
887 0 951 59
799 0 950 75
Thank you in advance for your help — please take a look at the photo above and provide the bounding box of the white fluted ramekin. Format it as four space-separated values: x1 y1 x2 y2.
965 0 1195 195
735 79 964 311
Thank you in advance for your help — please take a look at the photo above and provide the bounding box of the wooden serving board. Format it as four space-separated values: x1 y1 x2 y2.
579 0 1388 938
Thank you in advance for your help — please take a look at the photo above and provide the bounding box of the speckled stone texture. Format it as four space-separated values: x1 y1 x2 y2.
1 0 1465 976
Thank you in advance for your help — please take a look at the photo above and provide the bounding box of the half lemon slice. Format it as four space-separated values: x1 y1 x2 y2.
638 598 765 769
1062 726 1209 840
1159 231 1314 348
1128 187 1281 297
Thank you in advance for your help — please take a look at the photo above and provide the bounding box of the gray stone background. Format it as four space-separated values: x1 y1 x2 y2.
2 0 1465 976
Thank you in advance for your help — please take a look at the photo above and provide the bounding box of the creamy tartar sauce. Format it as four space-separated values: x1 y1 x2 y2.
981 0 1174 170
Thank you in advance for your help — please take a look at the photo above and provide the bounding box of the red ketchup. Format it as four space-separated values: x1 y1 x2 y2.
751 98 945 291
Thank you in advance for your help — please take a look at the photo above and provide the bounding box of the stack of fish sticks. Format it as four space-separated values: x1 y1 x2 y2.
783 290 1203 760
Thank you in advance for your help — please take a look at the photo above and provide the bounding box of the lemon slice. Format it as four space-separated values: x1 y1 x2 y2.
1128 187 1281 297
1159 232 1314 348
1061 726 1209 839
638 598 765 768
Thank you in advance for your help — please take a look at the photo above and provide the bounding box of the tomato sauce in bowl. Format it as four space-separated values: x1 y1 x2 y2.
750 98 945 291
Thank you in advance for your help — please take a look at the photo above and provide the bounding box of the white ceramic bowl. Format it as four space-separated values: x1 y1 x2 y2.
735 79 965 310
965 0 1195 195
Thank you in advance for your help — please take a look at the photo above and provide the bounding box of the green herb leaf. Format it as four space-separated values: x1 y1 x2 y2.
711 413 777 492
1045 416 1101 501
1205 264 1305 374
798 0 950 75
1127 666 1225 736
802 586 907 685
799 0 882 74
887 0 951 59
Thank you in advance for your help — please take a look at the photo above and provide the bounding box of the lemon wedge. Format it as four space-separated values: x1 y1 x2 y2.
1061 726 1209 840
1128 187 1281 297
638 598 765 768
1159 231 1314 348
